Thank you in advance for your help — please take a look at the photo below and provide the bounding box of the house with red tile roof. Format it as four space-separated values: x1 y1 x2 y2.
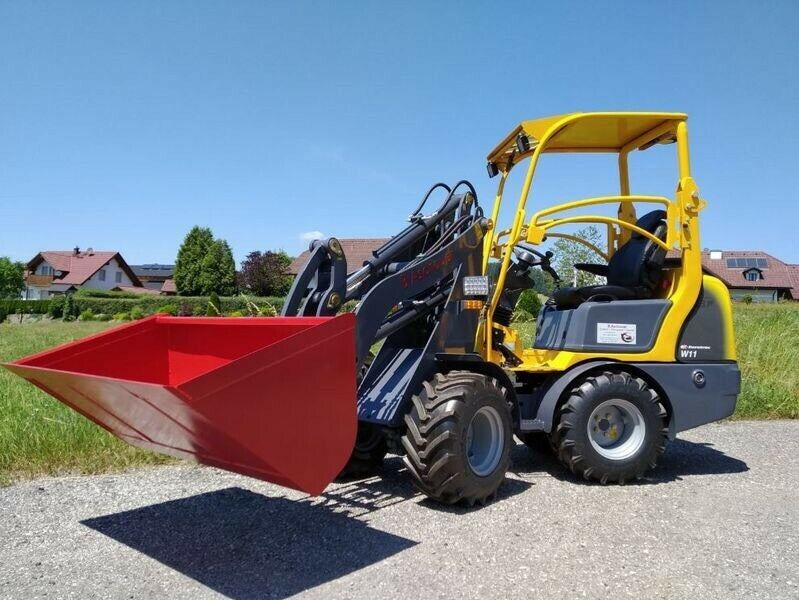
698 250 798 302
24 247 144 299
288 238 390 275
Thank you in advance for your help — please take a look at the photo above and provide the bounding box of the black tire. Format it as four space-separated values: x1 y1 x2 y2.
553 370 668 484
336 422 388 479
518 431 557 455
401 371 513 506
337 352 387 480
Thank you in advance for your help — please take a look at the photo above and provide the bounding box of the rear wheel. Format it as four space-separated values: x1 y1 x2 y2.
337 352 387 480
401 371 513 506
553 371 668 484
336 422 388 479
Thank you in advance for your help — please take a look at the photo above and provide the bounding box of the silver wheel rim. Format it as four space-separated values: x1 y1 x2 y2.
466 406 505 476
587 399 646 461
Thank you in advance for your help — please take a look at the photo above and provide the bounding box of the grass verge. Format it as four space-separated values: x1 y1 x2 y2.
0 321 174 486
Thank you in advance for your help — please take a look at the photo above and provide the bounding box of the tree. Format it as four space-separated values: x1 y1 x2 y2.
551 225 606 288
174 227 236 296
0 257 24 298
239 250 293 297
198 239 237 296
174 226 214 295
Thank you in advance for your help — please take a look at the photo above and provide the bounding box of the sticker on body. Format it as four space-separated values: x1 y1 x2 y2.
597 322 637 344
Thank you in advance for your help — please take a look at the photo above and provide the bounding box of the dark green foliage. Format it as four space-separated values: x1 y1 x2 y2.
199 239 237 296
174 227 237 296
48 296 65 318
74 289 139 299
0 257 25 299
338 299 359 313
516 290 542 318
130 306 145 320
157 304 178 316
62 294 77 321
174 226 214 296
68 294 284 317
741 294 753 304
206 292 222 316
0 300 51 320
78 309 95 321
239 250 293 297
512 309 534 323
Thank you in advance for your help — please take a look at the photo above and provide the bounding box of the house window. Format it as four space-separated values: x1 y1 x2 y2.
115 271 122 283
40 265 53 276
743 269 762 282
98 269 106 282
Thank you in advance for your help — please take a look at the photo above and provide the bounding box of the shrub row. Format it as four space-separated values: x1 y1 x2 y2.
71 295 284 318
0 299 51 321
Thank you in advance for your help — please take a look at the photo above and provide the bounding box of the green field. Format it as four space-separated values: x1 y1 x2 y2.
1 303 797 485
0 322 174 486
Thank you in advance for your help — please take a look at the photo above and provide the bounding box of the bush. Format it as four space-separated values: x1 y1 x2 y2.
206 292 222 316
48 295 65 318
95 313 112 321
68 294 284 318
130 306 145 320
258 302 278 317
157 304 178 316
516 290 543 318
0 299 51 317
512 309 535 323
74 289 139 299
338 300 359 313
62 294 77 321
78 309 95 321
112 312 130 321
741 294 753 304
227 310 244 317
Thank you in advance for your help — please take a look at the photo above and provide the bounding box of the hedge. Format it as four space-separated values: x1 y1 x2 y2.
71 295 284 317
0 299 51 321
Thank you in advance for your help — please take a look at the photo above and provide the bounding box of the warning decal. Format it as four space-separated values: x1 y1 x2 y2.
597 322 637 344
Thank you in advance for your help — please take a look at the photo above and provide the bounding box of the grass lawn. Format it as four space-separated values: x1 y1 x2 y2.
0 321 174 486
1 303 797 484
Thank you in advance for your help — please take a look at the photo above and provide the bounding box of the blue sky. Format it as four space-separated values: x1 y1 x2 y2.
1 1 798 266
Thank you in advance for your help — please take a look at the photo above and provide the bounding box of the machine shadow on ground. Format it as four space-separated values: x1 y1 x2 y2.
81 486 417 600
512 438 750 484
323 456 533 516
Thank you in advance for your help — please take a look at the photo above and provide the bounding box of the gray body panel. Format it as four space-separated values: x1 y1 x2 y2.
534 299 671 353
677 287 727 362
636 362 740 434
521 360 740 439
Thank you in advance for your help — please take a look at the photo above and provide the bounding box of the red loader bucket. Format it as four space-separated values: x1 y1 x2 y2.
2 314 357 495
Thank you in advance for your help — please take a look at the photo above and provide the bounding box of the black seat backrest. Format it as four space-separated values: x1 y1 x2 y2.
606 210 668 290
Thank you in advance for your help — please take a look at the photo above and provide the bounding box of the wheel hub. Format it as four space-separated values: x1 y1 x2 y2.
587 399 646 460
466 406 505 477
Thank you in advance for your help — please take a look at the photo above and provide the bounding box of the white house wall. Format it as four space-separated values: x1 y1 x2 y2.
84 258 133 290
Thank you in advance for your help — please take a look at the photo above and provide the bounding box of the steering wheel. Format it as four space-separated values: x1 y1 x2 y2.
513 242 561 284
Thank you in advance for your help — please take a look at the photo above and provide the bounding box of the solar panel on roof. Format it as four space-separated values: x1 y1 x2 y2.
756 258 768 268
726 258 737 268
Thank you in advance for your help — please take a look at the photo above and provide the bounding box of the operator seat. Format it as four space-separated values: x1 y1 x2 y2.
551 210 668 310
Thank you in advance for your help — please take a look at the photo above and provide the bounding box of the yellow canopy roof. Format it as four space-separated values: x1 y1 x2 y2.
487 112 687 169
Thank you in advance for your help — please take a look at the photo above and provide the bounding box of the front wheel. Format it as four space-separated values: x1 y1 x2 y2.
553 371 668 484
401 371 513 506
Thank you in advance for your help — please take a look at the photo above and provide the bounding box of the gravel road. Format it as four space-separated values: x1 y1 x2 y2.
1 421 797 599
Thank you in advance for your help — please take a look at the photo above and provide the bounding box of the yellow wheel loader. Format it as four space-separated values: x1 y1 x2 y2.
5 112 739 506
